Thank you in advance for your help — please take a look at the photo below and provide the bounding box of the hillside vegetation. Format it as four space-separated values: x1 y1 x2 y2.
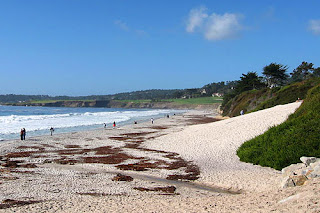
0 81 233 104
222 78 320 117
8 97 222 109
237 82 320 170
119 97 223 105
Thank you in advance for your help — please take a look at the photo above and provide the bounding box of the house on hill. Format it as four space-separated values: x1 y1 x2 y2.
212 93 223 97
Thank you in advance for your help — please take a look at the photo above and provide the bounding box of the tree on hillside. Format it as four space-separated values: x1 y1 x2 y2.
235 72 265 94
290 61 315 82
263 63 289 87
314 67 320 78
172 91 184 99
201 81 239 96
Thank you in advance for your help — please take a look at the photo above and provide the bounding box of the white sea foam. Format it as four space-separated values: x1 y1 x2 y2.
0 109 174 135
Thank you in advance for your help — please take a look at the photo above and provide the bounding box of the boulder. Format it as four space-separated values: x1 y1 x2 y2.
309 159 320 169
281 177 295 188
300 156 317 166
301 169 313 176
309 165 320 178
281 163 305 178
281 157 319 188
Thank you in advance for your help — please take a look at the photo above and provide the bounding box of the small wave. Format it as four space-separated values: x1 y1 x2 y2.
0 108 184 136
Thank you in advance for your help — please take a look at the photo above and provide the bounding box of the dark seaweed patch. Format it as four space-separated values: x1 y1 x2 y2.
133 186 176 193
0 199 41 209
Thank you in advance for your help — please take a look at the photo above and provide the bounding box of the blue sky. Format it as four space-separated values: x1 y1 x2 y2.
0 0 319 96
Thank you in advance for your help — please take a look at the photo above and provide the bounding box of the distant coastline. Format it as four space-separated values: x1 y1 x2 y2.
3 100 221 110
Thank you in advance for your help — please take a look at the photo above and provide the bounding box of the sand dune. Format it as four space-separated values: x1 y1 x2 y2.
145 102 302 192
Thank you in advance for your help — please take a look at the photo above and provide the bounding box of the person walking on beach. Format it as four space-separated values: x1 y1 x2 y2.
22 128 26 140
151 118 154 124
240 110 244 115
103 123 106 128
113 121 116 128
50 127 54 136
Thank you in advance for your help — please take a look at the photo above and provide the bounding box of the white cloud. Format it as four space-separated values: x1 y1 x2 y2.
186 7 243 41
205 13 242 40
114 20 129 31
186 6 208 33
308 19 320 35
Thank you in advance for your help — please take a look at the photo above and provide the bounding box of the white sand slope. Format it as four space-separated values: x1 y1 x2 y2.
145 102 302 192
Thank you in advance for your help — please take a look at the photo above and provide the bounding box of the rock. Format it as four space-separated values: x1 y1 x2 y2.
301 169 313 176
309 159 320 169
309 165 320 178
281 177 295 188
281 157 319 188
300 156 317 166
281 175 308 188
281 163 305 178
291 175 308 186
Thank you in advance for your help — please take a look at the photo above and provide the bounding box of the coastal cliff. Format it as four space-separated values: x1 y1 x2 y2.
8 100 220 110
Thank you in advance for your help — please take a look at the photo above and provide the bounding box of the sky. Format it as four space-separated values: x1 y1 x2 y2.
0 0 319 96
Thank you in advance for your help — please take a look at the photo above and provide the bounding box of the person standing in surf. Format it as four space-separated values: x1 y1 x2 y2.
50 127 54 136
113 121 116 128
20 129 24 140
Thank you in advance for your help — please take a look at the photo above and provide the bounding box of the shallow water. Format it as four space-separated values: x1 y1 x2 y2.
0 105 185 141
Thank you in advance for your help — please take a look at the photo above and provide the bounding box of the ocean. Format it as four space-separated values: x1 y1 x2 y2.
0 105 185 141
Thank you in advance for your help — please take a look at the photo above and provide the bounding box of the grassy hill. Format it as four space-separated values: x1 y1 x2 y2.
118 97 222 105
7 97 222 109
236 82 320 170
222 78 320 117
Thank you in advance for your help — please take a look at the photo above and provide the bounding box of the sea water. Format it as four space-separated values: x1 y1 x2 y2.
0 105 185 141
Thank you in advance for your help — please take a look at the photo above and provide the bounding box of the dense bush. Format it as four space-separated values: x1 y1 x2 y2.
237 83 320 170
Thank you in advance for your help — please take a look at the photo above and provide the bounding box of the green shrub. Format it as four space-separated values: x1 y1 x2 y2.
237 83 320 170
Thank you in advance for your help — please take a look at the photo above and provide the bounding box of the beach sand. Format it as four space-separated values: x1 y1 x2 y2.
0 102 319 212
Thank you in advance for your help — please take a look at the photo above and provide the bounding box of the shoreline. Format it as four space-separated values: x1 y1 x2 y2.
0 107 189 142
0 102 319 212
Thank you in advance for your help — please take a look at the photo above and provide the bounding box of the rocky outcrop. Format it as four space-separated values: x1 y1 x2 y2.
281 156 320 188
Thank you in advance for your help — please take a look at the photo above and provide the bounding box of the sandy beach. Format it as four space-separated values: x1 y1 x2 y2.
0 102 319 212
